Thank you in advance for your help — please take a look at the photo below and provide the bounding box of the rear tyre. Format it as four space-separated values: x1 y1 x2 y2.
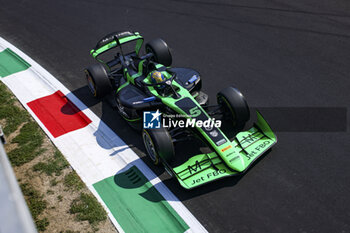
142 127 174 166
145 38 172 67
85 64 112 98
217 86 250 131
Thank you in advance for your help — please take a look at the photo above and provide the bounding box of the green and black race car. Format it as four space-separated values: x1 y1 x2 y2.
84 31 277 189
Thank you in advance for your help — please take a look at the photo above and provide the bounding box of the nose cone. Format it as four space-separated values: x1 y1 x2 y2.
218 144 247 172
229 156 246 172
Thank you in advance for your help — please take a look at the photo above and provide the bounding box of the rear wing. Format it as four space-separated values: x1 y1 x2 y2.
172 111 277 189
90 31 144 60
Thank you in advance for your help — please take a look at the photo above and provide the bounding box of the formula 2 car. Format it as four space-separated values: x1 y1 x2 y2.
84 31 277 189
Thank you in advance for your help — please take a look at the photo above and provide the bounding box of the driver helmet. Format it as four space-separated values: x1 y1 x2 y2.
150 71 166 89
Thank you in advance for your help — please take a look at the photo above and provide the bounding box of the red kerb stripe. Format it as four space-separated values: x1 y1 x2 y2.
27 91 91 138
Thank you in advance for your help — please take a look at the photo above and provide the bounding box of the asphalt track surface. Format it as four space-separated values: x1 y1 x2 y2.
1 0 349 232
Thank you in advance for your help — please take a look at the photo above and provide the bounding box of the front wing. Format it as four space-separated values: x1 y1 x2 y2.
172 111 277 189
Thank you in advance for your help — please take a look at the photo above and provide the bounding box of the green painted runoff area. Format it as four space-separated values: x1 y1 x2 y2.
0 48 30 77
93 166 189 233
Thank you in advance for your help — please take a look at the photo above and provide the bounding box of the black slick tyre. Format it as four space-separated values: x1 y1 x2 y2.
217 86 250 131
85 64 112 98
142 127 174 166
145 38 172 67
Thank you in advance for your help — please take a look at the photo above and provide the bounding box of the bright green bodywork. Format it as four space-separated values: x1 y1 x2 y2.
142 68 277 189
173 112 277 189
90 31 277 189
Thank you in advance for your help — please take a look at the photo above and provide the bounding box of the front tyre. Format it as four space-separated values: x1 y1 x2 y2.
142 127 174 166
217 86 250 131
84 64 112 98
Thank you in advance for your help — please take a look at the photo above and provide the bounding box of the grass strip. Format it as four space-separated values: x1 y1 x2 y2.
64 171 84 191
0 83 28 134
33 150 69 176
20 183 49 231
8 121 44 166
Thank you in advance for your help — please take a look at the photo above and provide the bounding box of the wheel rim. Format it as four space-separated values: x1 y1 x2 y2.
142 131 158 163
86 72 97 96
